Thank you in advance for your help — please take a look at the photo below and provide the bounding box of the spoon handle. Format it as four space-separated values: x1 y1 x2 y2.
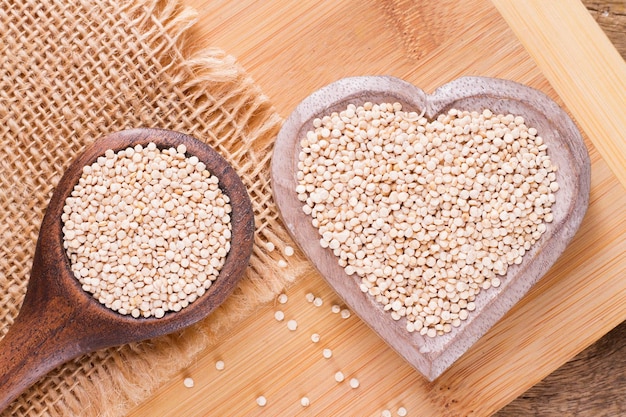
0 297 82 412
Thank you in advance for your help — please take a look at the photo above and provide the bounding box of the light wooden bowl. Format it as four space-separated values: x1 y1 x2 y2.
271 76 590 381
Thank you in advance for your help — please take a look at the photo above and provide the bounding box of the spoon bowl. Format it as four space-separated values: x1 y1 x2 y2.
0 128 254 411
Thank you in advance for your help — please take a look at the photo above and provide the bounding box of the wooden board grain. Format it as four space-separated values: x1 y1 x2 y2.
129 0 626 415
493 0 626 189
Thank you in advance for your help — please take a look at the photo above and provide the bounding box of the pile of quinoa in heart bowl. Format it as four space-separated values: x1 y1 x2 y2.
271 75 590 380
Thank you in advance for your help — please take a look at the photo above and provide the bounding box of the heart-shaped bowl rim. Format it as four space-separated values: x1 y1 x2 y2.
271 76 590 380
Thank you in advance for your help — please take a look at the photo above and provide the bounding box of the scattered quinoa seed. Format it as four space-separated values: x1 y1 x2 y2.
340 309 351 319
277 259 288 268
381 410 392 417
349 377 360 388
331 304 341 314
183 377 194 388
397 407 408 416
323 348 332 359
313 297 323 307
274 310 285 321
278 293 288 304
300 396 310 407
305 292 315 303
284 245 295 257
265 241 275 252
215 360 225 371
256 396 267 407
62 142 232 319
311 333 320 343
287 319 298 331
334 371 345 382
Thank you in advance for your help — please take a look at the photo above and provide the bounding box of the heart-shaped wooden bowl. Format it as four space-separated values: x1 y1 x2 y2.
271 76 590 381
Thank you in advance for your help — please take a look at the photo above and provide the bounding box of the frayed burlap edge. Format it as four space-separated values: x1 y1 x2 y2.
1 0 308 416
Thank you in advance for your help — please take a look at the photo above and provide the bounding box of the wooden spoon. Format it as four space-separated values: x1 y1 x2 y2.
0 128 254 411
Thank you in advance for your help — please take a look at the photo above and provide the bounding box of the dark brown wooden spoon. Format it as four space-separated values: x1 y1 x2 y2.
0 128 254 411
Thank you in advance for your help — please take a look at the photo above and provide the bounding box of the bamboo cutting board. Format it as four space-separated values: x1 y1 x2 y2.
130 0 626 416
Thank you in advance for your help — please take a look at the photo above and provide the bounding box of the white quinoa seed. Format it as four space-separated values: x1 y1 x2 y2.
256 396 267 407
277 259 288 268
296 104 558 337
349 377 360 388
278 293 289 304
397 407 408 416
311 333 320 343
284 245 295 257
300 396 310 407
382 410 392 417
274 310 285 321
340 309 351 319
265 241 275 252
62 143 232 319
313 297 323 307
305 292 315 303
215 360 225 371
334 371 345 382
287 319 298 331
331 304 341 314
183 377 194 388
323 348 332 359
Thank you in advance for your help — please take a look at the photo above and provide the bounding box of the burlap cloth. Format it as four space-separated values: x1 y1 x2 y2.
0 0 307 415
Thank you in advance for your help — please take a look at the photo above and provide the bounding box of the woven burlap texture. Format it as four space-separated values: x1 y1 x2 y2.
0 0 307 415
